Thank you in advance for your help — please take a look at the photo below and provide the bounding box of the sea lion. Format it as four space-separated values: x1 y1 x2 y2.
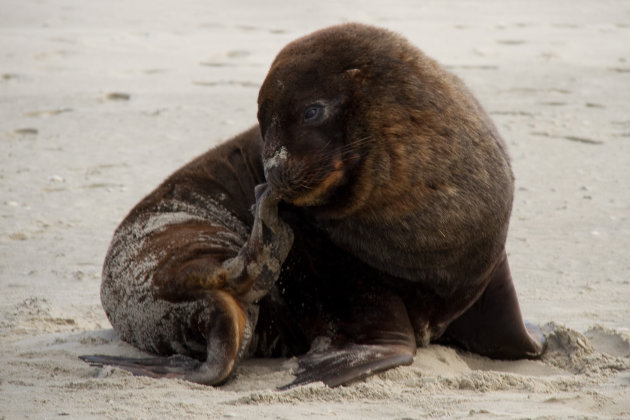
81 23 547 388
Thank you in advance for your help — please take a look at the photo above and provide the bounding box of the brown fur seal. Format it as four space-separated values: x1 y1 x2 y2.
81 23 546 388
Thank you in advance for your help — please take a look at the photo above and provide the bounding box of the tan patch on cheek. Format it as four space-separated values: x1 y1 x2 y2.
292 158 344 206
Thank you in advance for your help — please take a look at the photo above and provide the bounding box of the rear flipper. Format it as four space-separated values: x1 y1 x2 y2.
440 252 547 359
224 183 294 302
280 287 417 389
81 184 292 385
81 290 250 385
79 354 212 382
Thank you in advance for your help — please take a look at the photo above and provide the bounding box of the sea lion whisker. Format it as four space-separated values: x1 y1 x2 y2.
316 138 334 154
339 136 373 152
339 137 374 155
346 135 374 146
314 136 374 161
308 136 373 165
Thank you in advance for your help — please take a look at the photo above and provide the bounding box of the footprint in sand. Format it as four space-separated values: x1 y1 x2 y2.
14 128 38 135
539 101 567 106
2 73 20 81
542 322 630 375
105 92 131 101
496 39 527 45
226 49 250 59
585 325 630 358
24 109 73 118
608 67 630 73
142 69 167 75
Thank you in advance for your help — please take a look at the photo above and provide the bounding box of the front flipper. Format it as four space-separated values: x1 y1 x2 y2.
440 252 547 359
280 342 414 389
280 287 416 389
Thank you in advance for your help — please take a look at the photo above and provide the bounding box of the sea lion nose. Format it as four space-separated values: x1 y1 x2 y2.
263 145 289 181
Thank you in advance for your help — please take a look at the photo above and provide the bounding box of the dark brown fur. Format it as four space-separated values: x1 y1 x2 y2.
81 23 546 388
258 23 519 344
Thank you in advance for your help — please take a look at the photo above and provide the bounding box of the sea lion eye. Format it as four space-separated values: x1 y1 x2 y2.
303 104 323 123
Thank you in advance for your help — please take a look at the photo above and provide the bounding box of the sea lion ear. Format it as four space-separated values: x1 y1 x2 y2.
344 68 361 79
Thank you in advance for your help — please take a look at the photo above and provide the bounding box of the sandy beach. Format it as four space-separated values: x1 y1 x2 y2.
1 0 629 418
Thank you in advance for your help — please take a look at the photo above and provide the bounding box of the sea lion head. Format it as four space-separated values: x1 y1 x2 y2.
257 23 432 214
258 23 510 223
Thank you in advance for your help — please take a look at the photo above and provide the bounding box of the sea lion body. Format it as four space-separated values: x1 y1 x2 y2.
99 128 264 363
82 23 546 387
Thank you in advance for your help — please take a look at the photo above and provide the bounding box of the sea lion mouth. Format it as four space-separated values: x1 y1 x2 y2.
263 148 346 207
291 159 345 206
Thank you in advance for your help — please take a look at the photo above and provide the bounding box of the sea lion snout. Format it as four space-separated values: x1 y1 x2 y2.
262 144 293 199
262 145 288 177
262 143 344 207
261 120 293 200
261 124 350 207
259 106 349 207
